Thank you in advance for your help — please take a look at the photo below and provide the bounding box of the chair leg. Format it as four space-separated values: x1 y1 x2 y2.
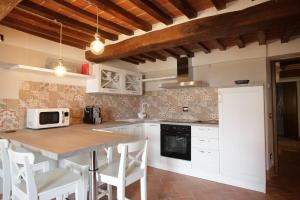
107 184 112 200
3 184 11 200
140 176 147 200
117 185 125 200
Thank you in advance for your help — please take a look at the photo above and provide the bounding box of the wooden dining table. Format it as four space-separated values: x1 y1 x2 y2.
0 124 136 200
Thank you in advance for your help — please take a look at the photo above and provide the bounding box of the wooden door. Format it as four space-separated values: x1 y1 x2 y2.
276 82 299 140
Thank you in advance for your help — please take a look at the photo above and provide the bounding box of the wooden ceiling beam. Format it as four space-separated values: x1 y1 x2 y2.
214 39 226 51
17 1 118 41
211 0 226 10
138 54 156 62
281 26 296 43
0 18 86 49
258 30 266 45
86 0 300 62
235 35 245 48
164 49 180 59
48 0 133 36
196 42 211 54
0 0 21 20
177 46 194 57
87 0 152 31
147 52 167 61
169 0 197 19
129 0 172 25
121 58 140 65
129 56 146 63
11 8 94 44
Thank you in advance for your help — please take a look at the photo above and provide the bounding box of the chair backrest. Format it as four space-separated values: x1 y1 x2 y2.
0 139 11 188
8 148 38 200
117 139 148 181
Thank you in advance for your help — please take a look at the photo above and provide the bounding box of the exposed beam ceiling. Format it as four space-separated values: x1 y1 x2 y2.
214 39 226 51
17 1 118 41
211 0 226 10
235 35 245 48
0 0 21 20
48 0 133 36
129 0 173 25
258 30 266 45
169 0 197 19
86 0 300 63
87 0 152 31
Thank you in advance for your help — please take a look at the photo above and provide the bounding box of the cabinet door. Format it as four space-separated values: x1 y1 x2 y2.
192 147 219 173
144 123 160 163
124 72 142 95
99 66 123 94
219 86 266 191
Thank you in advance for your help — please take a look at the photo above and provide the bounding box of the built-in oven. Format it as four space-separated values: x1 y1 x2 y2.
161 124 191 161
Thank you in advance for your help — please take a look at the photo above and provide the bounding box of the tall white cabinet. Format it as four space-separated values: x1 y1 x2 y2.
218 86 266 193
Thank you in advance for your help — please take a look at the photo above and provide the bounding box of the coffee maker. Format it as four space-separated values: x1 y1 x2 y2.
83 106 102 124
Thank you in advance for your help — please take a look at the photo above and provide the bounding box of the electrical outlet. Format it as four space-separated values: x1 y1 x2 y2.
183 107 188 112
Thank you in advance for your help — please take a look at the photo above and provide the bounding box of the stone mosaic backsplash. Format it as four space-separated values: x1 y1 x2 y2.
142 88 218 121
0 81 218 131
0 81 140 131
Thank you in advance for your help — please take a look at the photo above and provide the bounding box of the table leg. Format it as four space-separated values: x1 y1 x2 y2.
89 150 98 200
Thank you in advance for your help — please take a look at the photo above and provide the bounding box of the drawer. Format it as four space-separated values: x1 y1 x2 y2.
192 138 219 150
192 147 219 173
192 126 219 139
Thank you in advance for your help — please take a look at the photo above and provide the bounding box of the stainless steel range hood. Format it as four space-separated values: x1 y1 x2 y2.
159 57 209 89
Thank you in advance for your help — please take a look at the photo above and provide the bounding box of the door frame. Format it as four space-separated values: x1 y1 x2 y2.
270 60 279 174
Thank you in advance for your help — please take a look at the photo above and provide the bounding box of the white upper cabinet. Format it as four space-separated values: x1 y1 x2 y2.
86 64 143 95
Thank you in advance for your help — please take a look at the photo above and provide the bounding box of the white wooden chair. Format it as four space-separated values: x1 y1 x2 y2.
8 148 83 200
59 147 114 200
0 139 51 200
98 139 148 200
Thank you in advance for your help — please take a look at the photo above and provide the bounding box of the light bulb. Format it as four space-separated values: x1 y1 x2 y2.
54 59 66 76
90 33 104 55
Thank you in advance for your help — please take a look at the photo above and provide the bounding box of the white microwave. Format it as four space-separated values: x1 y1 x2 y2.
26 108 70 129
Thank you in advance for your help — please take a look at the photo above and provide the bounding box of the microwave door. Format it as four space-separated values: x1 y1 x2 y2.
39 111 60 126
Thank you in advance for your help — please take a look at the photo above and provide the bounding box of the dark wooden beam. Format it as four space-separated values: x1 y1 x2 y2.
164 49 180 59
177 46 194 57
1 18 86 49
17 1 118 41
214 39 226 51
280 69 300 78
49 0 133 36
86 0 300 62
129 56 146 63
0 0 21 20
281 26 295 43
129 0 172 25
11 8 94 44
121 58 140 65
147 51 167 61
196 42 211 54
211 0 226 10
235 35 245 48
87 0 152 31
169 0 197 19
138 54 156 62
258 30 266 45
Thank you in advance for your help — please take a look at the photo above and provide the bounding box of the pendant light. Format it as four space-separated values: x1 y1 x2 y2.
90 7 104 55
55 22 66 76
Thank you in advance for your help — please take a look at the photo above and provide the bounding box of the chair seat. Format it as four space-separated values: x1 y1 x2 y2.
16 168 81 194
99 161 144 186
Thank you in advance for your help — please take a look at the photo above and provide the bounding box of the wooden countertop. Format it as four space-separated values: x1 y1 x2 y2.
0 124 136 160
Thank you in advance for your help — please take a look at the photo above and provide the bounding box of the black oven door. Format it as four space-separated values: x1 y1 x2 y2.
161 127 191 161
39 111 60 125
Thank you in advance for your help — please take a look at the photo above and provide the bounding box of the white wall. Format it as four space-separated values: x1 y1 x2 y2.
0 25 138 99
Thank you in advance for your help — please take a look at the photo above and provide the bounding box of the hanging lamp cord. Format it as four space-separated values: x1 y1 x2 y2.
59 22 63 60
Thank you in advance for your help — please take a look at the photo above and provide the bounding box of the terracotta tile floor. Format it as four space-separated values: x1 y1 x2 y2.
4 150 299 200
96 150 300 200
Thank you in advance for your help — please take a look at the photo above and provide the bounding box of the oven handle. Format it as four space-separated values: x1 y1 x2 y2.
161 132 191 137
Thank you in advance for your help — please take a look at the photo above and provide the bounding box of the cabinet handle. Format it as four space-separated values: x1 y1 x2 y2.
199 150 205 153
199 139 205 142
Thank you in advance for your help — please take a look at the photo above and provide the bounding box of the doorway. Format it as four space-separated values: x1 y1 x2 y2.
270 57 300 184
